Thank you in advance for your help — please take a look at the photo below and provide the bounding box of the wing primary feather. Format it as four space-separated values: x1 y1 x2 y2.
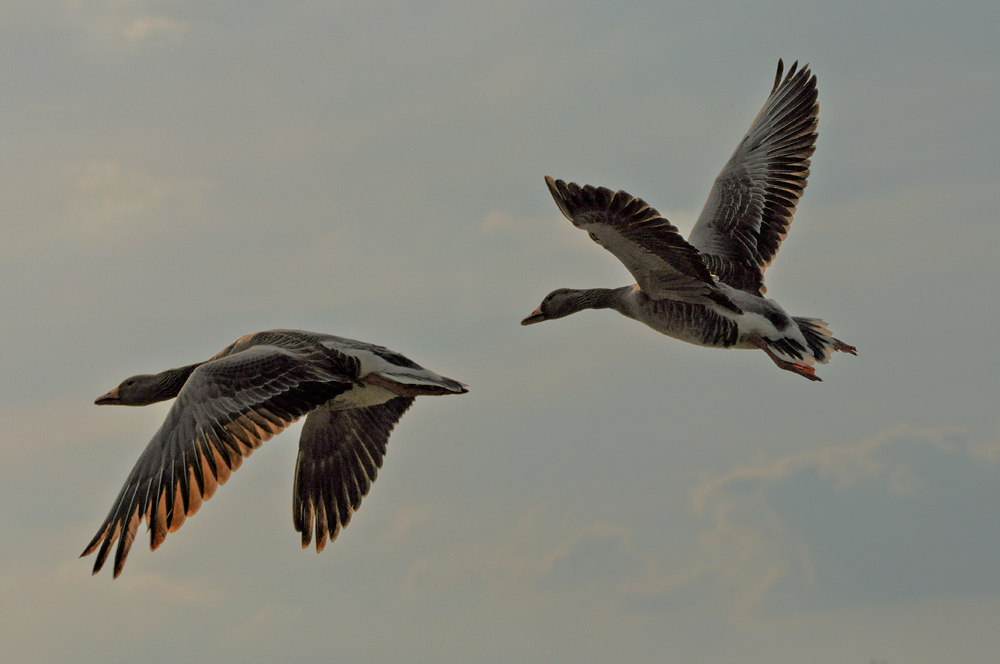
113 504 142 578
177 448 191 518
149 474 166 549
321 467 339 546
163 461 178 531
188 438 207 497
93 522 120 575
314 491 329 551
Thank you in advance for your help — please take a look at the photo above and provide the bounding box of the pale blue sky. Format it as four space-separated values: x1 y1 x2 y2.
2 1 998 663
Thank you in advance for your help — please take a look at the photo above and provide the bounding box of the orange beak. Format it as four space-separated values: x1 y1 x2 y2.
521 307 545 325
95 386 120 405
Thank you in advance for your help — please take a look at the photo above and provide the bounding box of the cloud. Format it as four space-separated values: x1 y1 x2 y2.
221 603 306 652
401 506 647 605
119 14 186 43
68 161 212 234
379 502 445 545
64 0 189 47
0 554 223 661
687 426 1000 611
690 426 959 507
393 501 711 631
966 433 1000 466
3 159 212 259
374 424 1000 624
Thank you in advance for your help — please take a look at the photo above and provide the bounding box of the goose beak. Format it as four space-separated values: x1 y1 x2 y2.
95 387 120 405
520 307 546 325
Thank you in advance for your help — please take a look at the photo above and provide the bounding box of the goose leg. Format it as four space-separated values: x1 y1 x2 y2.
832 338 858 355
746 334 822 382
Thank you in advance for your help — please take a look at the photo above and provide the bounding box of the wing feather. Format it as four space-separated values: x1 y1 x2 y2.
545 177 740 311
293 397 415 552
81 344 356 577
688 59 819 294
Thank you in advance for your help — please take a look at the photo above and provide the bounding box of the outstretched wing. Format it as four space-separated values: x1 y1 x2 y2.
292 397 415 551
688 60 819 294
545 177 739 311
81 345 356 577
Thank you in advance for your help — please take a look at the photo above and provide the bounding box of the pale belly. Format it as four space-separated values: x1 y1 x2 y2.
327 382 398 410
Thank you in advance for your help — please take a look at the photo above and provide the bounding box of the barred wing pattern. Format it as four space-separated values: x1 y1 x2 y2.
688 60 819 294
293 397 415 551
546 177 739 312
81 345 357 577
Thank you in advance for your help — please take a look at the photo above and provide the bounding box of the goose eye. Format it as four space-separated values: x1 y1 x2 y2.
588 232 598 241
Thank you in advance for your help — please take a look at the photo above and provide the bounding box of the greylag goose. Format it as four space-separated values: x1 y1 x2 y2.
82 329 467 577
522 60 856 381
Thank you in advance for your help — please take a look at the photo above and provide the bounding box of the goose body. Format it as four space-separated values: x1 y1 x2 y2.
82 329 466 577
523 61 856 380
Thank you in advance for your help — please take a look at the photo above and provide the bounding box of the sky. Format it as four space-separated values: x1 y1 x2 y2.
1 1 998 662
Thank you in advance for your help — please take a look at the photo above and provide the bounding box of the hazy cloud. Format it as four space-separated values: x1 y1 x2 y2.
688 426 999 610
3 1 999 662
400 507 650 605
64 0 189 47
68 161 212 234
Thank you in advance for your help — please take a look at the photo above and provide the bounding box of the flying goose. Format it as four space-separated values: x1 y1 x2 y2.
82 329 467 577
522 60 856 380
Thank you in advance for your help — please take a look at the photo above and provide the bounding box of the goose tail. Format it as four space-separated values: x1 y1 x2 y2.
793 317 857 364
381 371 468 394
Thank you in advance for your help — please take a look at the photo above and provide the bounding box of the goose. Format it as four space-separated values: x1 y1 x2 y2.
522 60 856 381
81 329 467 577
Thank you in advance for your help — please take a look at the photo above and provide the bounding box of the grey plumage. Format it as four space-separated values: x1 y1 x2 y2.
523 60 856 380
688 60 819 295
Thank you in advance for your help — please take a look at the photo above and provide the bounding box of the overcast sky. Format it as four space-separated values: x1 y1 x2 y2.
2 1 998 663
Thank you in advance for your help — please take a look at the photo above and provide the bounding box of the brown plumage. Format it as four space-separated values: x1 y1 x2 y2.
82 330 466 577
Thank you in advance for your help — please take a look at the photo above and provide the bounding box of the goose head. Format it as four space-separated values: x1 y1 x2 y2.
95 374 171 406
521 288 591 325
95 363 202 406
